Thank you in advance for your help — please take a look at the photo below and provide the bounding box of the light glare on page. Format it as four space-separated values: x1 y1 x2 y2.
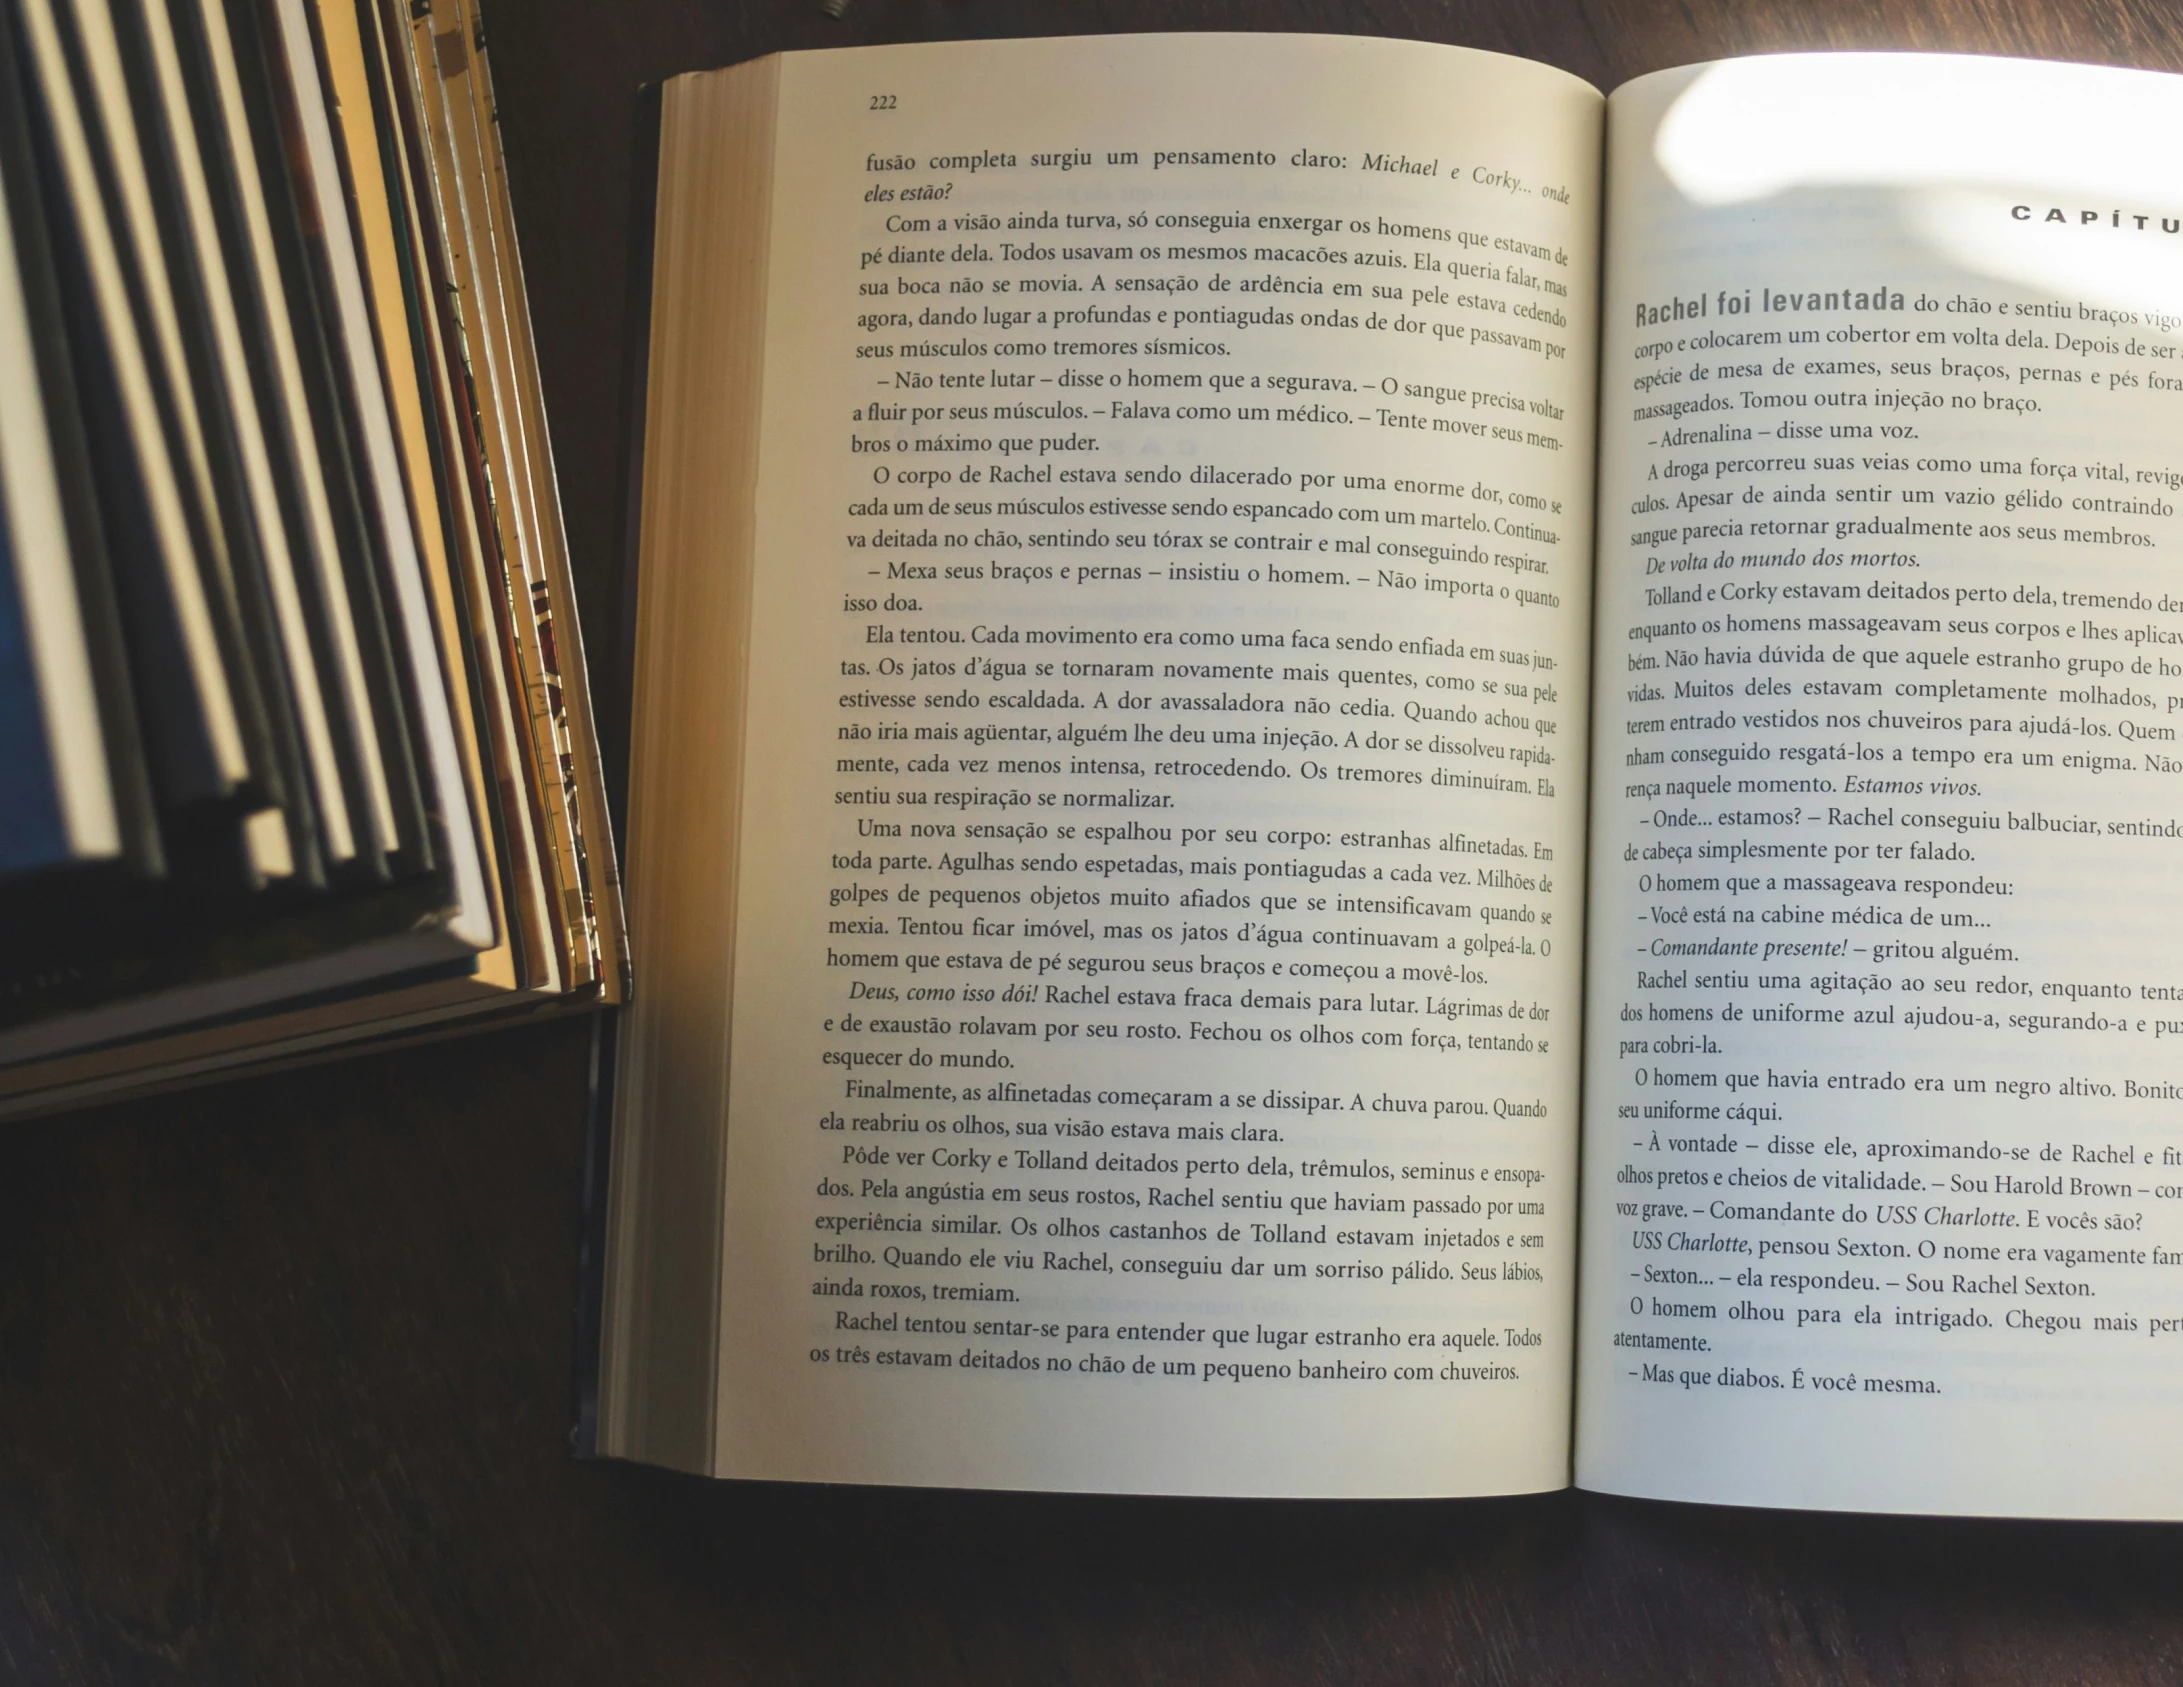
1653 55 2183 315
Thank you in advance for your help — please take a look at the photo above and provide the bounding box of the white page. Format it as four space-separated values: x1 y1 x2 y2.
692 35 1600 1495
1580 53 2183 1517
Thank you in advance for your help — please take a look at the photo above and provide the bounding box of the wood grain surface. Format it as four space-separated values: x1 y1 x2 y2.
11 1 2183 1681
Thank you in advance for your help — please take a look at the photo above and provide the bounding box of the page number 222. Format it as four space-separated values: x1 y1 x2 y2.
869 94 896 110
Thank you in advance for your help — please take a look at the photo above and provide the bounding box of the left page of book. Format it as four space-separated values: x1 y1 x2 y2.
610 33 1602 1495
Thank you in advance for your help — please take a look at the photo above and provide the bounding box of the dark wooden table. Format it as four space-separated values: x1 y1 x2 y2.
13 0 2183 1680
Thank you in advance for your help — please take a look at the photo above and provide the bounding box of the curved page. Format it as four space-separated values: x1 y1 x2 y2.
630 33 1601 1495
1580 54 2183 1518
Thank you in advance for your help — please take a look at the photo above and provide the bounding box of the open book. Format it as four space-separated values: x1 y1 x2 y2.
598 34 2183 1518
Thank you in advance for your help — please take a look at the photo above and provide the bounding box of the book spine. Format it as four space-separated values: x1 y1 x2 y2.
569 79 657 1460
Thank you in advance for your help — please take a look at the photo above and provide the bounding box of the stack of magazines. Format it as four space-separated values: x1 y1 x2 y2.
0 0 623 1117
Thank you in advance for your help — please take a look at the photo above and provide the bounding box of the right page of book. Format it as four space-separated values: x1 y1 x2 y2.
1580 53 2183 1517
